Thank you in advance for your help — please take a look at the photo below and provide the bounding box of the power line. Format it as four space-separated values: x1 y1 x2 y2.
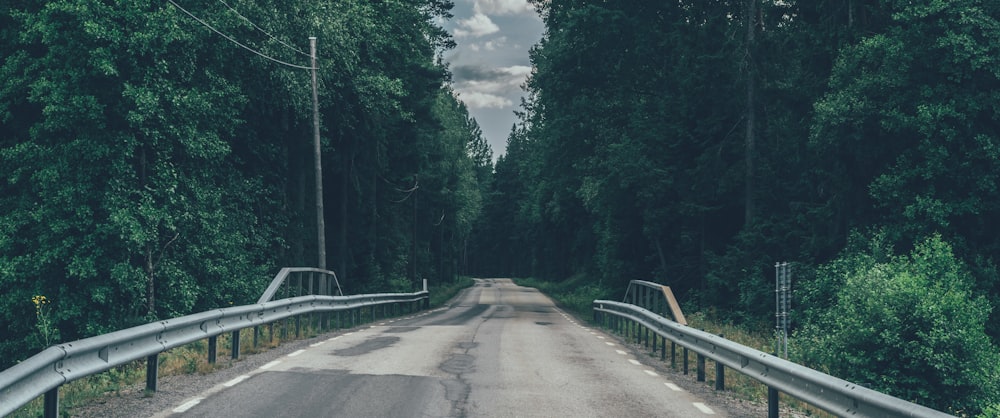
217 0 312 58
166 0 315 71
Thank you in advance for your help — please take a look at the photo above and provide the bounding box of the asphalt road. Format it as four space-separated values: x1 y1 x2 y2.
153 279 727 417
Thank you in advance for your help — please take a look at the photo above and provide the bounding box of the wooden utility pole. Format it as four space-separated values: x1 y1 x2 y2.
310 36 326 270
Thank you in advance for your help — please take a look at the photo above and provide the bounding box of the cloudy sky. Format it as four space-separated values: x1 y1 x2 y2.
440 0 544 159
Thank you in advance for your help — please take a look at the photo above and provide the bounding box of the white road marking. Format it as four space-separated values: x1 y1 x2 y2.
327 336 341 342
643 370 658 377
693 403 715 414
664 382 683 391
615 350 627 355
173 398 204 413
605 342 615 346
223 375 250 387
596 336 605 339
628 359 641 366
288 349 306 357
259 360 281 370
309 341 325 347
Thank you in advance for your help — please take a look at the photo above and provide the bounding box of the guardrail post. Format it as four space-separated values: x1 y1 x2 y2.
671 342 676 368
683 347 689 375
44 387 58 418
697 353 705 382
295 314 301 338
715 333 724 390
651 331 657 354
231 330 241 360
768 387 779 418
146 354 159 392
253 326 259 348
208 335 218 364
715 360 725 390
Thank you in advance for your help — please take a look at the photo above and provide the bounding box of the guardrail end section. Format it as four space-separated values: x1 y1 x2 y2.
661 286 687 326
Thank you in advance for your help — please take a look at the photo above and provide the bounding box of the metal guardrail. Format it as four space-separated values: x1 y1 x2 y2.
594 295 955 418
622 279 687 325
257 267 343 303
0 268 427 417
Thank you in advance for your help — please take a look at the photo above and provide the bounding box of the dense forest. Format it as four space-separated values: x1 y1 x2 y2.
0 0 490 368
466 0 1000 414
2 0 1000 415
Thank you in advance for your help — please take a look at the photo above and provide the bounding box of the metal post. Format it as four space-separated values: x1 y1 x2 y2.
310 36 326 271
683 347 689 374
716 334 725 390
671 342 676 368
44 387 58 418
660 337 666 361
715 360 725 390
768 387 780 418
253 326 259 348
146 354 158 392
231 330 241 360
208 336 217 364
697 353 705 382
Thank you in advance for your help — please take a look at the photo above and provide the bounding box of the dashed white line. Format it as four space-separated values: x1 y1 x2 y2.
287 349 306 357
628 359 641 366
223 375 250 387
326 336 341 342
605 342 615 346
693 402 715 414
664 382 683 391
596 336 605 339
643 370 658 377
173 398 204 413
260 360 281 370
615 350 627 355
309 341 326 347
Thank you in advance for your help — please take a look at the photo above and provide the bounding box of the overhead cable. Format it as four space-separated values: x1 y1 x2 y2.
166 0 315 70
217 0 312 58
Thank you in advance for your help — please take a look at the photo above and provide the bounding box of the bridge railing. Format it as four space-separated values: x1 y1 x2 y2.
594 280 954 418
257 267 344 303
0 268 428 417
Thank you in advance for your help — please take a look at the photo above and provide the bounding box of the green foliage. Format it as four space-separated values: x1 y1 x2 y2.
514 275 613 317
796 233 1000 415
0 0 484 371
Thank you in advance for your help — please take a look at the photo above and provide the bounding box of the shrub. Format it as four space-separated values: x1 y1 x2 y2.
796 232 1000 415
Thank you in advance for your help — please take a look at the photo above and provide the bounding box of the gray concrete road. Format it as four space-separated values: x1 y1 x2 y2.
154 279 727 417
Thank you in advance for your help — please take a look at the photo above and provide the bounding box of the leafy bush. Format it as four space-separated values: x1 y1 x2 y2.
796 232 1000 415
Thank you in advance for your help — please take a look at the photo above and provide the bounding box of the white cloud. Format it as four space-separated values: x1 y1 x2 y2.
453 13 500 38
455 91 513 109
452 65 533 109
465 36 508 52
473 0 535 15
484 36 508 51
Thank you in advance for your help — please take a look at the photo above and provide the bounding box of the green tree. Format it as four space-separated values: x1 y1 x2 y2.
797 232 1000 415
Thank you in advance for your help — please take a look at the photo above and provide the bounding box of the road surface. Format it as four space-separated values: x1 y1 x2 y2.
154 279 727 417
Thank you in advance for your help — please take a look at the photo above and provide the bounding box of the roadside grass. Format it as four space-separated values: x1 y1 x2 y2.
516 277 833 418
513 275 613 316
429 276 475 307
9 280 464 418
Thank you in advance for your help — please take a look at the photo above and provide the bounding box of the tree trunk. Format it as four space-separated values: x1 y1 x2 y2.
146 246 155 318
744 0 757 227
